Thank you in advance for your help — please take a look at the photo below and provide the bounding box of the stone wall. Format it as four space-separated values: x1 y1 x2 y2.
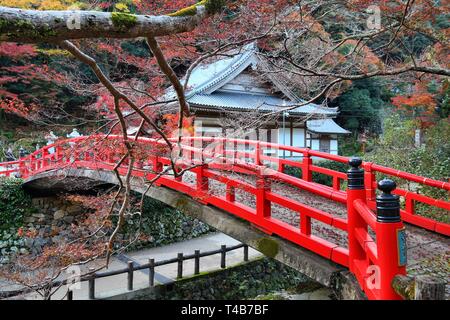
26 197 83 232
152 258 318 300
6 195 211 259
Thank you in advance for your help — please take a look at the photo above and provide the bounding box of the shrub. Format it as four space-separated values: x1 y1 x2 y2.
284 161 348 187
0 178 33 231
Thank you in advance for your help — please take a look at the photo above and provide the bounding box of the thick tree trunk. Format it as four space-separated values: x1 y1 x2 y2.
0 5 209 43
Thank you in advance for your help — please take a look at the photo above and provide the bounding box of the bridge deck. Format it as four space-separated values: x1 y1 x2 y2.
181 171 450 298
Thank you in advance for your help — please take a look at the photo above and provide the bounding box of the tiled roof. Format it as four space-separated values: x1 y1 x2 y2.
164 42 341 119
306 119 350 134
188 91 338 116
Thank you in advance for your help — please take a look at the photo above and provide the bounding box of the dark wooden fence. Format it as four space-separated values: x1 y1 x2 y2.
68 243 249 300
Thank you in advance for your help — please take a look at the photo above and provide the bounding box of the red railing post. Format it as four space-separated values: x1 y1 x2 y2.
152 156 163 173
255 142 261 166
42 148 49 168
346 157 367 273
375 179 407 300
56 145 64 163
19 158 26 178
256 169 271 221
302 149 312 182
196 164 209 193
405 197 415 216
226 184 235 202
363 162 376 202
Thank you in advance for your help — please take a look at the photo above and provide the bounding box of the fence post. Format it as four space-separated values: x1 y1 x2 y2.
177 253 183 279
127 261 134 291
243 245 249 262
149 258 155 287
67 290 73 300
194 250 200 275
346 157 366 273
376 179 407 300
88 268 95 300
18 158 25 177
221 245 226 269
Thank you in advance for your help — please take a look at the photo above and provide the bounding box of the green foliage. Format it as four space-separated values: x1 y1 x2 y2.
0 178 32 231
335 78 393 134
0 228 27 264
367 115 450 222
284 161 348 188
120 40 150 58
436 79 450 119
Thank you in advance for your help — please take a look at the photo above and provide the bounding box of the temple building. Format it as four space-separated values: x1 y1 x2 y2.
167 43 350 156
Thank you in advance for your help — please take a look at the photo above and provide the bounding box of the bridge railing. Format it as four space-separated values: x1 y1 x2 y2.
0 135 448 237
172 136 449 235
347 158 407 300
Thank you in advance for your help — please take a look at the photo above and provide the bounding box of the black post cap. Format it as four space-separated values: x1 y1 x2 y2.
376 179 401 223
347 156 364 190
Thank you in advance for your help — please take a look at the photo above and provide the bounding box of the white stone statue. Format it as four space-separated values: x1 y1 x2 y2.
45 131 58 154
67 128 82 139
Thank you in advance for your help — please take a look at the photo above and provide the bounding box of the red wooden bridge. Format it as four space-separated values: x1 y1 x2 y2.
0 135 449 300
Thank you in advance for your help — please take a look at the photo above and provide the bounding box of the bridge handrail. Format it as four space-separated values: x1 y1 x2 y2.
6 135 449 192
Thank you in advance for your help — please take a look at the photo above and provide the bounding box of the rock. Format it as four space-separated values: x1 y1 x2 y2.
24 217 36 224
51 226 60 234
32 213 45 219
66 205 82 215
43 226 52 235
63 216 74 224
53 210 66 220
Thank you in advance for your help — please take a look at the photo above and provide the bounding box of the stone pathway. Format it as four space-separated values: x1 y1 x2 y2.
8 232 262 300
